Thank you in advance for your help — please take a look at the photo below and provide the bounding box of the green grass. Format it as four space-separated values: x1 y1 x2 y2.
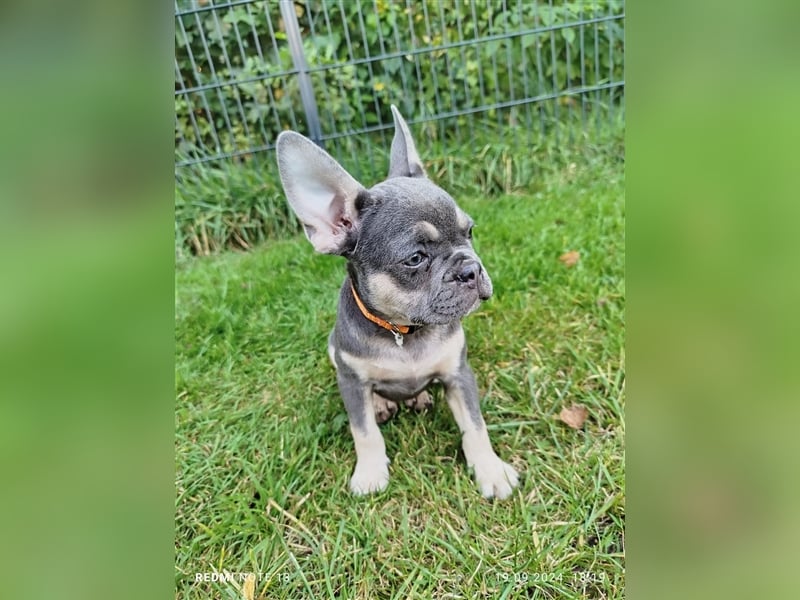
175 150 624 599
175 117 624 258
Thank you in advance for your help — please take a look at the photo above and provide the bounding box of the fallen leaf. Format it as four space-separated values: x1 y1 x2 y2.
559 250 580 267
558 404 589 429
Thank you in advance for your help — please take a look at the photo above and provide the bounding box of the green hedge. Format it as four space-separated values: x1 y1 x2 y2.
175 0 624 160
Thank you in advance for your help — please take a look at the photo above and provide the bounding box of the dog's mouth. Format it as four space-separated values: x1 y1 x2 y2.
413 287 485 324
414 262 492 323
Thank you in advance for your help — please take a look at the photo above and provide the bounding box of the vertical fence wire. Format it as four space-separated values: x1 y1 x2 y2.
579 1 587 130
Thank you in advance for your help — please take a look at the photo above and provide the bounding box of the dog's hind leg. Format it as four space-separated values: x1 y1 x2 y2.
404 390 433 412
372 392 399 424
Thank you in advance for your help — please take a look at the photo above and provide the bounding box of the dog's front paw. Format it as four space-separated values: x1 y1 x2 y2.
350 459 390 495
471 454 519 500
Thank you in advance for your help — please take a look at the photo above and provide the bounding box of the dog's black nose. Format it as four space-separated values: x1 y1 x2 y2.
455 262 479 287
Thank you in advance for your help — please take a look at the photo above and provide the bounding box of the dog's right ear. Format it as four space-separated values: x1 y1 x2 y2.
276 131 365 254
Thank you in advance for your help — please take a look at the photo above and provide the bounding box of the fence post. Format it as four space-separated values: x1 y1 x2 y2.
279 0 323 146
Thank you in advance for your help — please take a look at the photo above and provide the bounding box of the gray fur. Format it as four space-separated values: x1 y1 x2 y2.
388 105 426 178
276 105 519 499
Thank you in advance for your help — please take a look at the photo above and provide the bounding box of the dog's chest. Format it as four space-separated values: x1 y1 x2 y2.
336 326 464 391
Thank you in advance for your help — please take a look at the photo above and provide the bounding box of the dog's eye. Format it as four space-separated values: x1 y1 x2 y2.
467 225 474 239
403 252 427 267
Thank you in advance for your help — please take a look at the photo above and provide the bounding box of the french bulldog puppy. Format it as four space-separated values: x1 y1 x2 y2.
276 105 518 499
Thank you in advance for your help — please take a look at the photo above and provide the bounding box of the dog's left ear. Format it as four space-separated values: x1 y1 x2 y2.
388 105 426 179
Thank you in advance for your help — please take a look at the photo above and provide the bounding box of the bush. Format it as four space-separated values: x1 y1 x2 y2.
175 0 624 160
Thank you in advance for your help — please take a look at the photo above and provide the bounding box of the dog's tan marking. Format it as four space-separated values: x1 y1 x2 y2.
416 220 441 241
328 342 337 368
340 326 464 383
348 390 390 495
455 208 471 231
446 385 519 499
366 273 425 325
349 425 390 495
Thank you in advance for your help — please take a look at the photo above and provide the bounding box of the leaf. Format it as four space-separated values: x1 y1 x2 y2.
562 28 575 45
539 6 555 27
521 34 536 49
383 57 402 74
559 250 580 267
222 8 254 27
558 404 589 429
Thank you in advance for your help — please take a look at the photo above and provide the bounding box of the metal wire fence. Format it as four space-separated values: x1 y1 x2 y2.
175 0 624 184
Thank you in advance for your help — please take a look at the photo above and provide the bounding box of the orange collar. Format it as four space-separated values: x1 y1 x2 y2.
350 283 412 346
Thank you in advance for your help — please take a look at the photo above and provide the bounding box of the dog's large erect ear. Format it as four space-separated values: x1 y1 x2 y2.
388 105 426 179
276 131 365 254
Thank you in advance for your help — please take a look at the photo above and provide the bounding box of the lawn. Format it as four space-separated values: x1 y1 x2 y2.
175 152 624 599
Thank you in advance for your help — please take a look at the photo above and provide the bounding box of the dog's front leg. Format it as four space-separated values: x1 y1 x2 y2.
337 372 390 495
444 365 519 499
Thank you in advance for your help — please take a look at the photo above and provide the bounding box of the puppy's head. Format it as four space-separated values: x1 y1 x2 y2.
276 105 492 326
